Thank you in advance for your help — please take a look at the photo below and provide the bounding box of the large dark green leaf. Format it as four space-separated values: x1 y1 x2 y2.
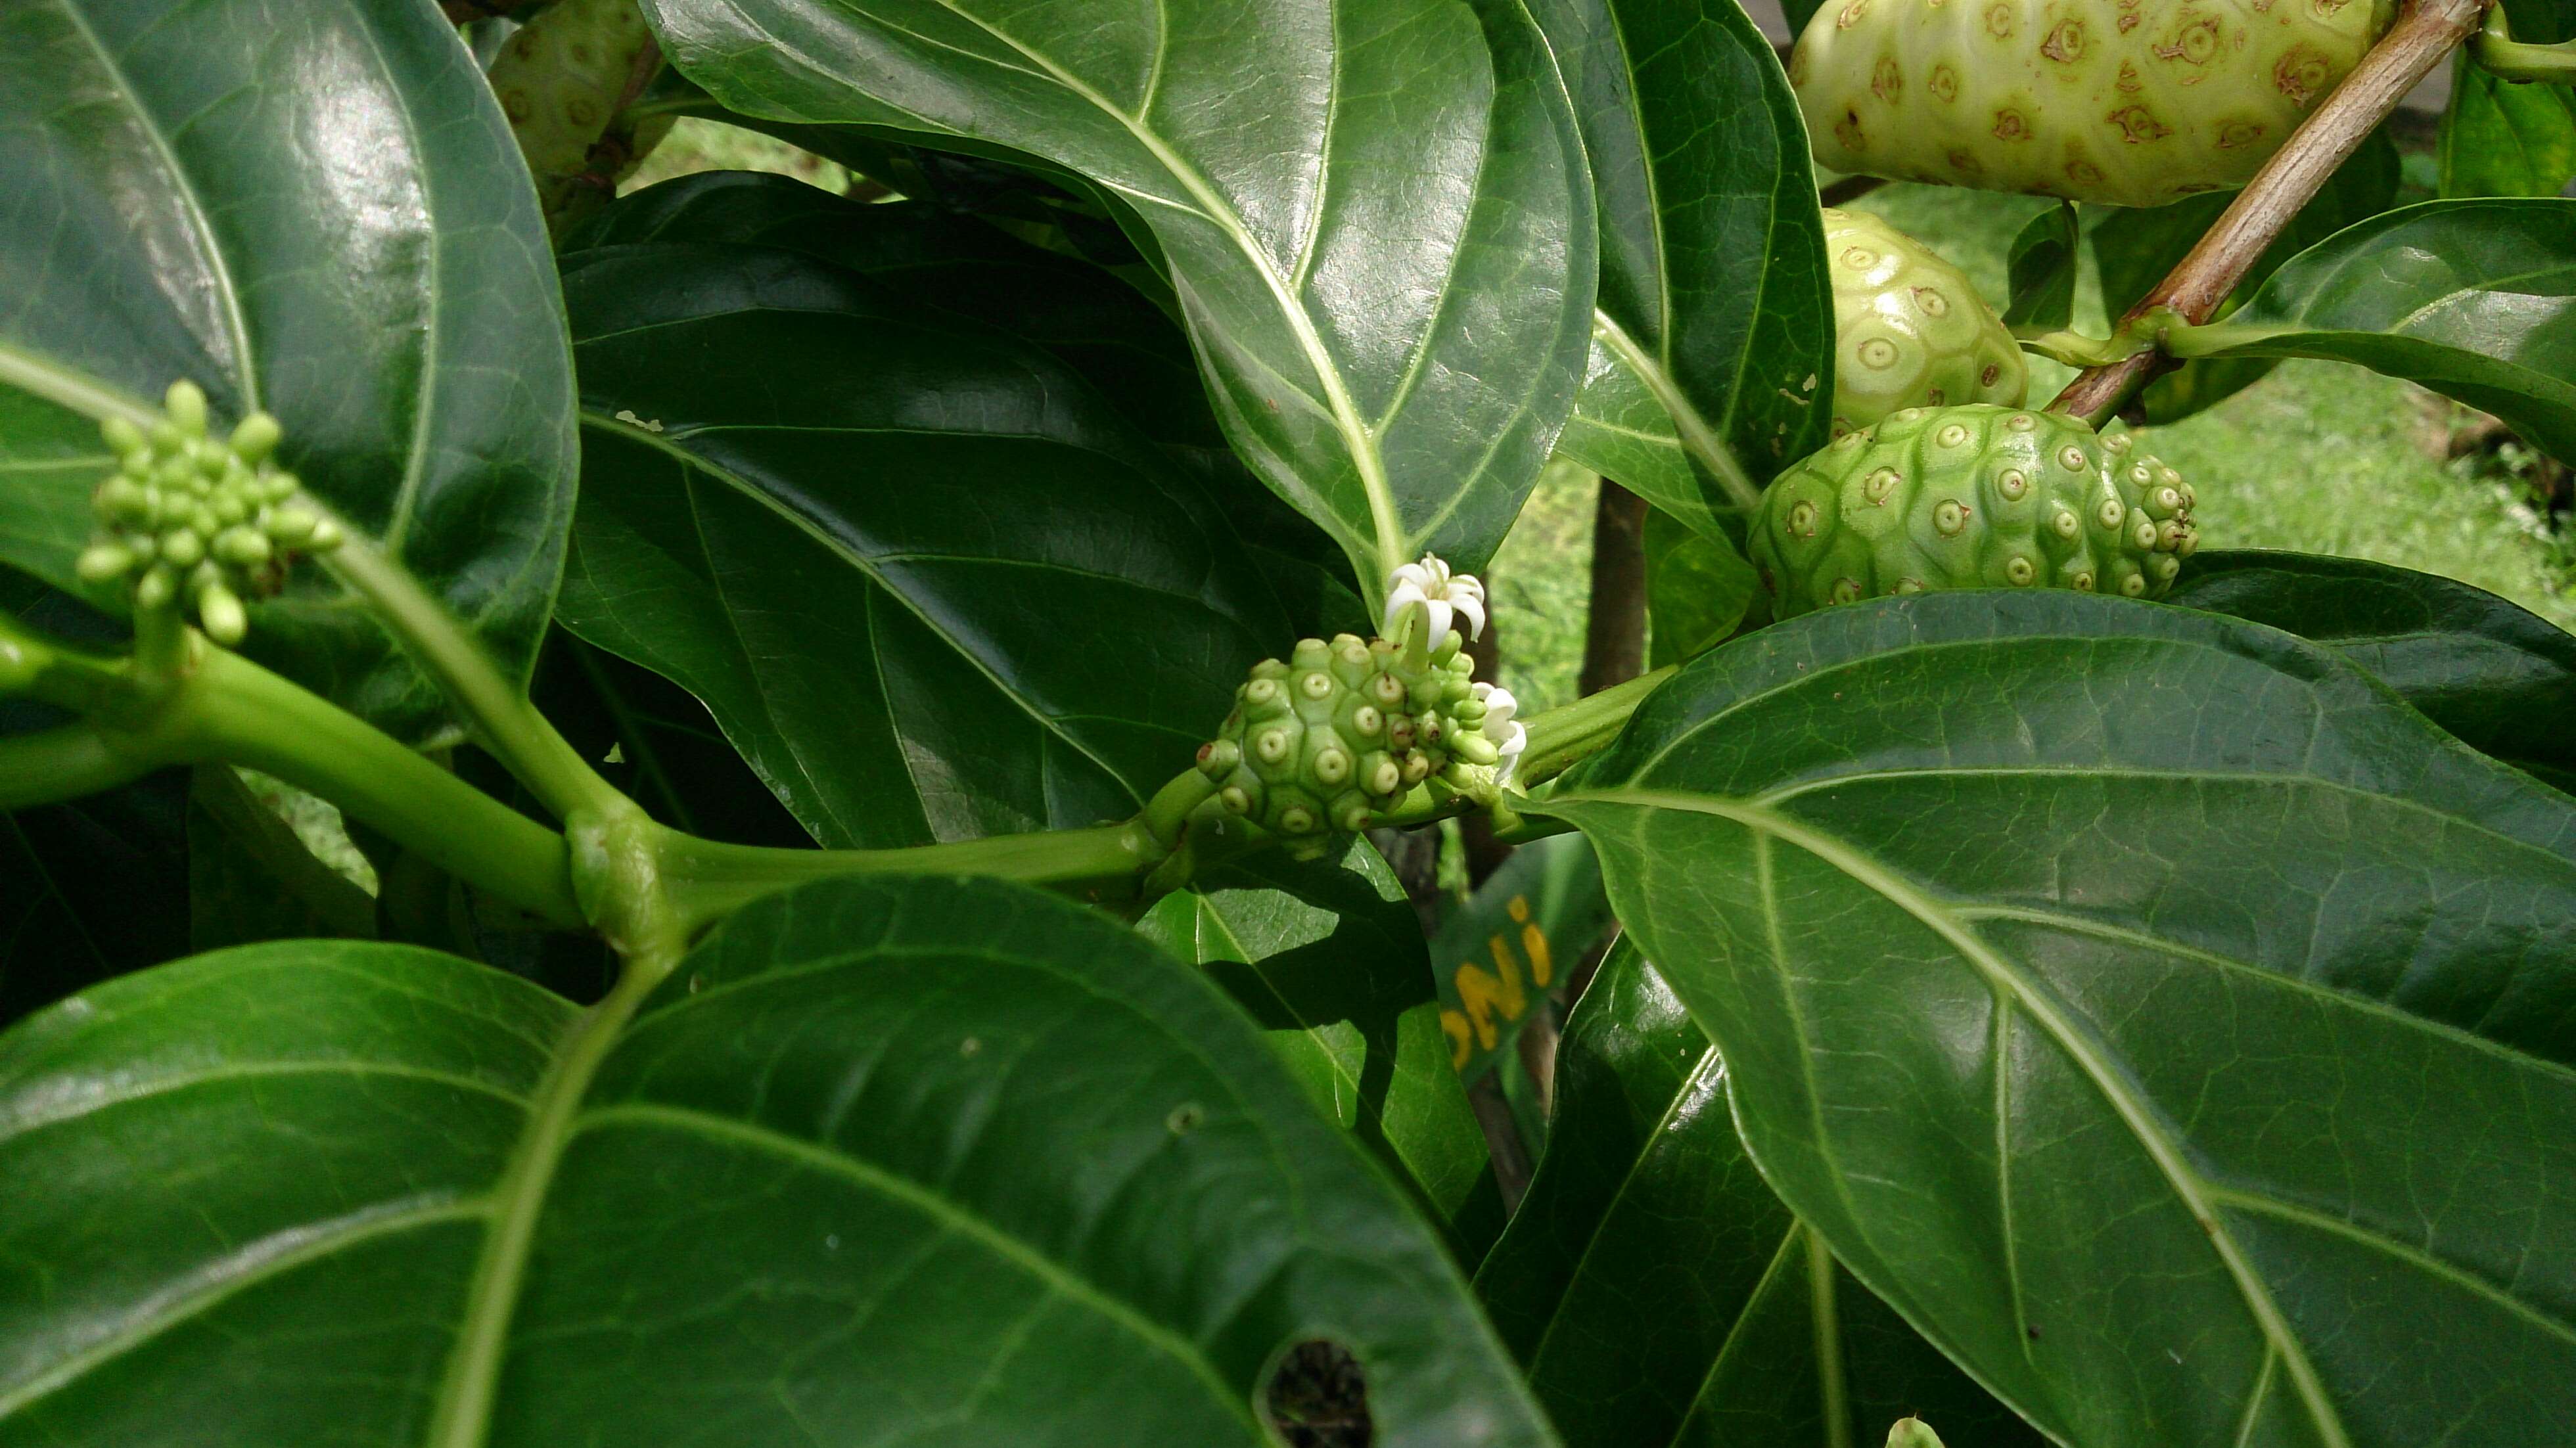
0 771 187 1028
1532 592 2576 1448
646 0 1597 595
572 171 1220 451
1534 0 1831 524
1477 941 2044 1448
557 242 1288 847
0 0 576 736
2439 54 2576 198
1644 504 1759 667
2165 198 2576 461
2002 203 2079 333
2169 549 2576 792
0 874 1557 1445
1136 836 1504 1259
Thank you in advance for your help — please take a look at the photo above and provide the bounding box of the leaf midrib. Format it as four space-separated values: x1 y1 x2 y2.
1561 785 2359 1448
913 0 1407 581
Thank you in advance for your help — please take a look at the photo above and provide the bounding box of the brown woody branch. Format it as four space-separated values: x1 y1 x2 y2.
2050 0 2491 424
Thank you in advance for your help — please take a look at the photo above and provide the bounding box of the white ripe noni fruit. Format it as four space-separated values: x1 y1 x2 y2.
1791 0 2394 208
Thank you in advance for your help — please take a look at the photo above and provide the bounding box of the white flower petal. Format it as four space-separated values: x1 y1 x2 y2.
1381 579 1429 639
1451 592 1486 641
1420 598 1454 645
1494 721 1529 786
1479 685 1517 729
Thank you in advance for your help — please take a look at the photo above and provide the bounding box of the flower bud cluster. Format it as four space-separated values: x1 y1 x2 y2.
74 382 342 645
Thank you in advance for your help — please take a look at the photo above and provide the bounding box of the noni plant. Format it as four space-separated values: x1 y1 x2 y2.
0 0 2570 1445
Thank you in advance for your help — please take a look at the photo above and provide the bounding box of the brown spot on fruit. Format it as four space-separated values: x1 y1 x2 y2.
1985 2 2014 36
2041 19 2086 60
2118 10 2140 29
1992 108 2031 141
1791 47 1812 85
1873 57 1903 101
1839 0 1871 26
2274 45 2332 103
2107 105 2174 143
1914 286 1950 317
2066 157 2105 186
1837 110 1868 151
1930 63 1960 100
2216 119 2266 148
2116 60 2142 90
1981 363 2002 386
2155 17 2224 64
1948 147 1985 174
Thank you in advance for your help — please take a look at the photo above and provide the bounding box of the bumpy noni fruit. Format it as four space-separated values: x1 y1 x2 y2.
1791 0 2393 208
486 0 670 236
1749 403 2197 617
1197 631 1507 849
76 382 344 645
1825 207 2027 436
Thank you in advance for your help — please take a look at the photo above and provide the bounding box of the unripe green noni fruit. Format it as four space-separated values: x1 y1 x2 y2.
1749 403 2197 618
77 382 344 645
1197 631 1502 850
1825 208 2027 436
1791 0 2393 208
486 0 669 235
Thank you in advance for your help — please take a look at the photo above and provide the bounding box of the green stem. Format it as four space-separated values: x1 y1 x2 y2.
0 726 144 809
656 821 1166 936
181 649 584 928
321 539 624 823
0 341 158 431
2471 8 2576 81
1514 666 1671 787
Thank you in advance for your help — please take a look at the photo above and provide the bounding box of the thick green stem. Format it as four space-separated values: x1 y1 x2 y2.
181 649 584 927
0 616 582 928
0 726 143 809
2471 7 2576 80
655 821 1166 935
321 538 624 824
1515 666 1671 787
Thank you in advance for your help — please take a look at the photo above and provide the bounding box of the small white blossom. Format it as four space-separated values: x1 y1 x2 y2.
1382 553 1486 645
1473 682 1528 786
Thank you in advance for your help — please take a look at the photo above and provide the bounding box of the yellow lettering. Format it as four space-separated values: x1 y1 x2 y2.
1522 921 1553 987
1439 1009 1475 1071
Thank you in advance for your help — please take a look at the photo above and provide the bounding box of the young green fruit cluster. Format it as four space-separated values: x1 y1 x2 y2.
1197 631 1505 848
486 0 671 235
1750 403 2197 618
1791 0 2393 207
1825 207 2027 436
75 382 343 645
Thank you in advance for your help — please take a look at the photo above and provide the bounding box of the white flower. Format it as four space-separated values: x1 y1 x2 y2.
1381 553 1486 645
1473 682 1528 786
1494 722 1528 787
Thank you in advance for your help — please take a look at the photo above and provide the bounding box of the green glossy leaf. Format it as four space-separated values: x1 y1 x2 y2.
1135 836 1504 1259
2438 54 2576 198
0 772 187 1029
1477 941 2045 1448
2083 131 2398 426
1532 591 2576 1448
1645 502 1759 668
0 874 1557 1445
557 242 1289 847
2169 549 2576 791
1557 334 1699 522
2167 198 2576 460
573 171 1221 451
2502 0 2575 42
646 0 1597 595
1533 0 1832 520
0 0 576 736
2002 202 2078 332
